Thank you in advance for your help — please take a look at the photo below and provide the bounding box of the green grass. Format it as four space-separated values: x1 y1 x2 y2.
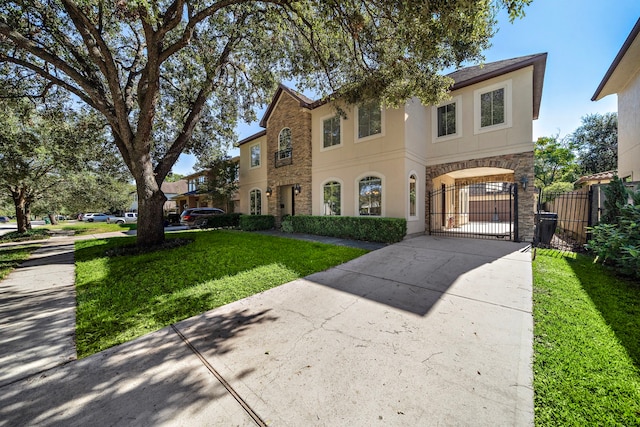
75 229 368 358
0 228 50 243
47 221 137 235
532 249 640 425
0 244 41 280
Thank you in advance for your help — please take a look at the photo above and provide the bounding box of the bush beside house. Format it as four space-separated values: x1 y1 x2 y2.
284 215 406 244
239 215 275 231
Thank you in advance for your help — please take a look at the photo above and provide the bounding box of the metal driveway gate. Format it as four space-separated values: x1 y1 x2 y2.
429 182 517 241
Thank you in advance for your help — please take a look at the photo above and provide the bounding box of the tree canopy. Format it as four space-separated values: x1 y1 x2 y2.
534 135 578 190
567 112 618 176
0 0 533 246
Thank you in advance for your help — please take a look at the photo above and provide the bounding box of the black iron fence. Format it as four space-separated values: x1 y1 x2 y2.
535 187 592 251
429 182 517 241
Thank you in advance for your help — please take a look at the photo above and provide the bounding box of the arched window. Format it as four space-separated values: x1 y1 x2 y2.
323 181 341 215
358 176 382 216
278 128 292 159
409 174 417 217
249 189 261 215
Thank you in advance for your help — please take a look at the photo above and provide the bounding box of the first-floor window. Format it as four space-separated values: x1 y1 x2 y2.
409 174 417 217
359 176 382 216
323 181 341 215
250 189 261 215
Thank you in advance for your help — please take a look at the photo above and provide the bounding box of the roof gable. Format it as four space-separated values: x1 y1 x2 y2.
258 84 314 128
592 18 640 101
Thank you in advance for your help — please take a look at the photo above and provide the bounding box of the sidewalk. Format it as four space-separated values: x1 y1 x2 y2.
0 233 534 426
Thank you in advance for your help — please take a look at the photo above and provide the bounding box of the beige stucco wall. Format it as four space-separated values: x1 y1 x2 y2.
424 66 535 166
617 68 640 181
238 135 268 214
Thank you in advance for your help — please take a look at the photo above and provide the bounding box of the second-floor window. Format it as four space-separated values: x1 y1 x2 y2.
437 102 457 137
323 116 341 148
357 101 382 139
250 143 260 168
480 88 505 128
278 128 292 159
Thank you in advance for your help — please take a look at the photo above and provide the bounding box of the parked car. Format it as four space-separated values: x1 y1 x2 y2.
82 213 112 223
107 212 138 224
180 208 225 228
0 216 10 223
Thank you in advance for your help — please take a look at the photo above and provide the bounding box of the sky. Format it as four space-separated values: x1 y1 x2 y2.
171 0 640 176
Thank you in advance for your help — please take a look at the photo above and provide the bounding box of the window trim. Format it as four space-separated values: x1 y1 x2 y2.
249 142 261 169
320 178 343 216
431 96 462 142
320 114 343 151
474 79 512 135
355 102 385 143
355 173 384 217
249 188 262 215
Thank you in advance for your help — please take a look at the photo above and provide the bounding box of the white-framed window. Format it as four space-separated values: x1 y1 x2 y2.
278 128 292 159
431 96 462 142
322 180 342 215
356 101 384 140
322 115 341 149
409 173 417 218
358 175 382 216
250 143 261 168
474 80 512 134
249 189 261 215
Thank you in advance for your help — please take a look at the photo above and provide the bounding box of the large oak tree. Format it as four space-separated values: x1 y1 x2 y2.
0 0 531 246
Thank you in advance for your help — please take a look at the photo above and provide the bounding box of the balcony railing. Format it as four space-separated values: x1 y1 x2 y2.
275 148 292 168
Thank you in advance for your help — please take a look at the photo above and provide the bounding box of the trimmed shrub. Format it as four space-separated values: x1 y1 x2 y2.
289 215 406 243
239 215 275 231
280 215 294 233
203 213 241 229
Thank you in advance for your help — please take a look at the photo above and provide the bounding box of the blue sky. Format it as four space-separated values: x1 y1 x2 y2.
172 0 640 175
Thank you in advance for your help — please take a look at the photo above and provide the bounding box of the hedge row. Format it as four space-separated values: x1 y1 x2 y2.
284 215 406 243
239 214 275 231
203 213 241 228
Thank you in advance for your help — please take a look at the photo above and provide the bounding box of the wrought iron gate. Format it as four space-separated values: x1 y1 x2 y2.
535 187 593 251
429 182 517 241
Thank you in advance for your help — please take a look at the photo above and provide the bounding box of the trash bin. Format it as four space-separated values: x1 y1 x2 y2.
536 212 557 245
44 217 50 224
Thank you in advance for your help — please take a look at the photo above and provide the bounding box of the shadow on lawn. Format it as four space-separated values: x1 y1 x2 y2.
567 255 640 369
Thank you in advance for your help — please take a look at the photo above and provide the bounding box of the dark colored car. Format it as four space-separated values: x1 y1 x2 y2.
180 208 225 228
0 216 10 223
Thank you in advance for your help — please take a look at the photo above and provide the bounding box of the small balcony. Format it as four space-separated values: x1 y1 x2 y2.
275 149 292 168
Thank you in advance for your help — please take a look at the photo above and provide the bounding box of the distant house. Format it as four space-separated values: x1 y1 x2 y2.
171 158 240 214
574 170 616 189
129 179 187 214
236 54 547 241
592 17 640 182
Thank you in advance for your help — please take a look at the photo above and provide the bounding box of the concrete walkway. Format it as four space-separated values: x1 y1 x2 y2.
0 233 534 426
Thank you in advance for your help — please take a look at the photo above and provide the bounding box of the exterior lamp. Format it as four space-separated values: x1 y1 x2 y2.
294 183 301 196
266 187 272 197
519 176 529 190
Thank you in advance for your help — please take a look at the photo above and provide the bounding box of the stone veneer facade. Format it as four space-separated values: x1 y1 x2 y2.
266 93 313 224
425 152 535 242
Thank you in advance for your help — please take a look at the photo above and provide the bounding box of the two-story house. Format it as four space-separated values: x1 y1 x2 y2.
592 17 640 182
237 53 547 242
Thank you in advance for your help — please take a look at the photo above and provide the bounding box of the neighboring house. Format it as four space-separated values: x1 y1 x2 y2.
129 179 188 214
574 170 616 189
237 53 547 241
171 158 240 214
592 17 640 182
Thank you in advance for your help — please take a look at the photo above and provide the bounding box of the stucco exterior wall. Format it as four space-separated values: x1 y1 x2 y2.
425 67 534 166
238 135 267 214
617 68 640 181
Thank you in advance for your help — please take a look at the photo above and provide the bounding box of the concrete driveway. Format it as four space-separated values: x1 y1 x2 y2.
0 235 533 426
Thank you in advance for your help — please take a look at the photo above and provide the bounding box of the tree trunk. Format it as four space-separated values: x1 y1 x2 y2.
135 181 167 247
11 189 28 233
48 213 58 225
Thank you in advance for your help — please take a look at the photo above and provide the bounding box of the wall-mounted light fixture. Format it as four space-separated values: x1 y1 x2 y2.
519 175 529 190
266 187 272 197
294 183 301 196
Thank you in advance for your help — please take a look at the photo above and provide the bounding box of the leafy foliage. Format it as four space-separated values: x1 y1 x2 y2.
200 155 239 213
0 0 533 246
567 113 618 175
239 214 275 231
534 135 577 189
587 181 640 279
290 215 406 243
202 213 241 229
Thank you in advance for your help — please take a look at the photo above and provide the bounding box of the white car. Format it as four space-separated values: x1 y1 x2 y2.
107 212 138 224
82 213 112 222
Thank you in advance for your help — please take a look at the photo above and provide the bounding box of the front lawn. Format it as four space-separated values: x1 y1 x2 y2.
75 229 368 358
48 221 137 235
532 249 640 425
